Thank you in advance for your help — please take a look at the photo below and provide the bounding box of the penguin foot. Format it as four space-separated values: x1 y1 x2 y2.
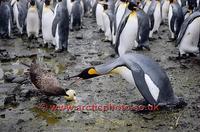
132 99 149 106
54 49 64 53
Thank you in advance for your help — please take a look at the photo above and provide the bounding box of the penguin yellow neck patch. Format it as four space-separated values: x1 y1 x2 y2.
111 66 126 74
88 68 97 75
130 11 137 17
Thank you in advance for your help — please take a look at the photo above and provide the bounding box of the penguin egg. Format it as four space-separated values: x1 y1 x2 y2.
65 89 76 101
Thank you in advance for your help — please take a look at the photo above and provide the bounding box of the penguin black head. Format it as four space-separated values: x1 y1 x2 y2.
30 0 36 6
58 0 62 2
45 0 51 6
102 3 108 10
128 1 137 11
121 0 129 3
67 67 100 80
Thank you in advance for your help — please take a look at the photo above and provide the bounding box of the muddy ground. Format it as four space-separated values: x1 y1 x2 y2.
0 15 200 132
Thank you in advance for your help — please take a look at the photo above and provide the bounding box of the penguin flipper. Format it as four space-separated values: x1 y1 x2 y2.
176 11 200 46
52 16 59 37
115 14 129 54
147 1 156 30
125 61 157 105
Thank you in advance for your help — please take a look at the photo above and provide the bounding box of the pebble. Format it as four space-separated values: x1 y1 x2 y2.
4 72 16 82
12 77 27 84
4 95 17 106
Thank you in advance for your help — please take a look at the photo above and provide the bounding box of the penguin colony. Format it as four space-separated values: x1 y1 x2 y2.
0 0 200 107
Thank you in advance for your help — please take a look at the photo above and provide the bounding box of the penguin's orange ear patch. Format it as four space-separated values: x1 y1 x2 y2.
88 68 97 75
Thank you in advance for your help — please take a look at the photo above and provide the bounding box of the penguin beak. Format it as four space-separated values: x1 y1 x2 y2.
65 75 83 86
65 75 81 80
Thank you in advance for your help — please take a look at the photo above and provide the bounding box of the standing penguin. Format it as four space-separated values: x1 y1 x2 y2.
12 0 28 35
67 53 186 107
0 0 12 38
176 10 200 56
70 0 84 31
96 0 105 32
143 0 152 13
101 1 114 42
26 0 40 39
168 0 184 40
147 0 162 39
42 0 54 45
115 2 150 56
161 0 170 23
113 0 129 45
115 0 129 30
52 0 69 52
66 0 74 16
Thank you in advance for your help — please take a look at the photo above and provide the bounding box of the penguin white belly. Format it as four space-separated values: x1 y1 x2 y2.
116 4 126 29
143 0 151 13
42 9 54 44
112 66 160 101
96 4 104 31
67 0 73 15
103 12 112 41
118 13 138 56
111 66 136 86
179 17 200 55
177 0 182 6
8 19 11 37
55 25 59 50
162 0 170 21
168 5 174 38
144 74 160 101
27 7 40 37
151 2 161 33
13 3 22 34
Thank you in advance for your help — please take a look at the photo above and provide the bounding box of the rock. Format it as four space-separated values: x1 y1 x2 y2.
0 83 20 94
89 61 103 65
4 72 16 82
0 114 5 118
12 77 27 84
0 68 4 80
4 95 18 106
75 34 83 39
16 119 25 125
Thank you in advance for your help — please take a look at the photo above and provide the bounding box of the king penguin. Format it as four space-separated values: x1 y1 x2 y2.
161 0 170 23
176 10 200 56
168 0 184 40
147 0 162 39
26 0 40 39
67 53 186 107
96 0 105 32
70 0 84 31
52 0 69 52
0 0 12 38
115 2 150 56
42 0 54 45
143 0 152 13
12 0 28 35
101 1 115 42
